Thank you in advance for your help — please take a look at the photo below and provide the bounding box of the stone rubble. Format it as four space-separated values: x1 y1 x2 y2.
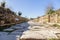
20 21 60 39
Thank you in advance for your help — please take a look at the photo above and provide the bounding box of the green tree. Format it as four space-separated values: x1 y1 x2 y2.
1 1 6 7
46 5 55 22
18 11 22 16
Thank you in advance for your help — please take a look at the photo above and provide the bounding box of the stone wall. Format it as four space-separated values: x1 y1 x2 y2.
34 15 48 23
33 10 60 23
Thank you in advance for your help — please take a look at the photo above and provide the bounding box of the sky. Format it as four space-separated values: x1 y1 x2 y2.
0 0 60 18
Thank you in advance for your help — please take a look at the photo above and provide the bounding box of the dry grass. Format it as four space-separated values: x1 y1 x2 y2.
20 38 60 40
20 38 46 40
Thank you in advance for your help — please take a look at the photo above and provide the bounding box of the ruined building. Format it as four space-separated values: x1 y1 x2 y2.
33 9 60 24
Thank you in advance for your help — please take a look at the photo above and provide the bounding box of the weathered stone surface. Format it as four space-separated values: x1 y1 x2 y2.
20 22 60 40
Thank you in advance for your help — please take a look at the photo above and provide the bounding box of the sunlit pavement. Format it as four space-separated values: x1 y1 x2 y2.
0 21 60 40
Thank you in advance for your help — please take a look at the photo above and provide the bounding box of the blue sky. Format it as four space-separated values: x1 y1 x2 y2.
0 0 60 18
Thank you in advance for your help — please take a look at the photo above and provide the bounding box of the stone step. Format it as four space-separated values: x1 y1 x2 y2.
3 29 15 32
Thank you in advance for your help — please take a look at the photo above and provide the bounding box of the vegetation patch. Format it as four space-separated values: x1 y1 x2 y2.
52 24 60 28
47 38 60 40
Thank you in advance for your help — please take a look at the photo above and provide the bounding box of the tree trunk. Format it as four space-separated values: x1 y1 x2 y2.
48 14 50 22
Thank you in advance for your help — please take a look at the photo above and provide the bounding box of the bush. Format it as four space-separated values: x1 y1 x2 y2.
52 24 60 28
